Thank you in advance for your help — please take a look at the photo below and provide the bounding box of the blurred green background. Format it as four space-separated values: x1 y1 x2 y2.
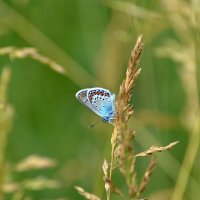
0 0 199 200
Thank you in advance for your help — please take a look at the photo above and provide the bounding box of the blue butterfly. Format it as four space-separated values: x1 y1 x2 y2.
76 87 116 125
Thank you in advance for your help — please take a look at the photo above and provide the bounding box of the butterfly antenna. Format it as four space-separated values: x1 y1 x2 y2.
109 121 115 126
88 119 100 128
109 118 116 126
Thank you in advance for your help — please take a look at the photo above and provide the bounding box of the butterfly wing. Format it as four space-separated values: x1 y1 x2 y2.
76 89 93 109
87 88 115 118
76 88 103 117
76 87 116 120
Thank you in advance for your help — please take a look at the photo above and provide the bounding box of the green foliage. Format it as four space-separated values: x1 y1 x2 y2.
0 0 199 200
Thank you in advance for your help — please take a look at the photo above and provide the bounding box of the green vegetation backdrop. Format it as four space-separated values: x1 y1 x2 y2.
0 0 199 200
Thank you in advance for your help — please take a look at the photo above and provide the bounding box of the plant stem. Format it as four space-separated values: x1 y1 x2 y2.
171 112 200 200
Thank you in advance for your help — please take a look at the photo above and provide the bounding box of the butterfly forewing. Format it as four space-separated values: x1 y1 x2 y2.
87 88 114 117
76 88 102 117
76 87 116 122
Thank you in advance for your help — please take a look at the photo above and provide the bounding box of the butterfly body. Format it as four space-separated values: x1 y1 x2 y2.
76 87 115 124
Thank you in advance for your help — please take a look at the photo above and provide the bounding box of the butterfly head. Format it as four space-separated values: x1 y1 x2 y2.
102 116 110 123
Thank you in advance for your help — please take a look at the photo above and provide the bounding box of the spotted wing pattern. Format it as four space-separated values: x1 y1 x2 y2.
87 88 115 117
76 87 115 121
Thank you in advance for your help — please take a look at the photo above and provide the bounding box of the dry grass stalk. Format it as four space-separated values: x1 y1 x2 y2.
102 160 125 198
155 3 199 199
116 34 142 192
0 47 66 75
135 141 179 157
75 35 179 200
22 176 60 190
137 156 156 196
0 67 14 200
102 159 110 192
1 182 19 193
107 35 143 200
15 155 57 172
75 186 101 200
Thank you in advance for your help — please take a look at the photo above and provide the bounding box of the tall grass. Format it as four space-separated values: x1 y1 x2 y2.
75 36 178 200
0 67 13 200
0 0 199 199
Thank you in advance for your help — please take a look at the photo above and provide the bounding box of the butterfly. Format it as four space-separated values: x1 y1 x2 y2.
76 87 116 125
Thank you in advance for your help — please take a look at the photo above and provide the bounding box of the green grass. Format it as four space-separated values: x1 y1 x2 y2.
0 0 199 199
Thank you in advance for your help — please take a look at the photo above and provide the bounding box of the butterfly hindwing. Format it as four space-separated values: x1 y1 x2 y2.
76 87 116 123
87 88 115 117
